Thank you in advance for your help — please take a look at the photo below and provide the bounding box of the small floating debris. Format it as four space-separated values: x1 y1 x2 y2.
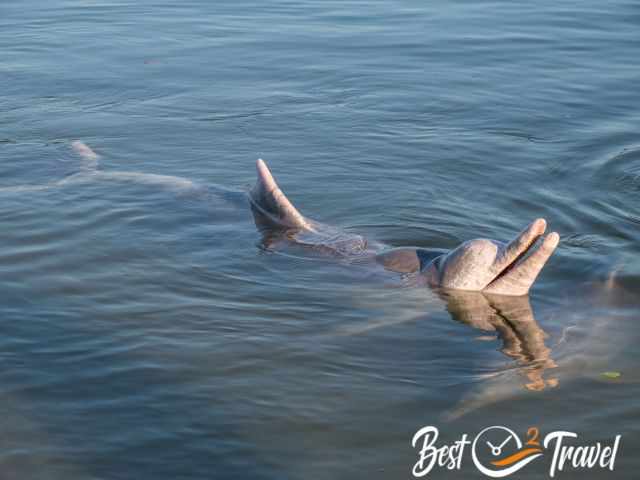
601 371 621 379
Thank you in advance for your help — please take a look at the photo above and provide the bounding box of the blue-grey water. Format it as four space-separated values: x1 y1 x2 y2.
2 1 640 478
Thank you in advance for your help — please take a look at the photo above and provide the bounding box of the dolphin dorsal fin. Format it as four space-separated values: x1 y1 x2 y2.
250 159 312 230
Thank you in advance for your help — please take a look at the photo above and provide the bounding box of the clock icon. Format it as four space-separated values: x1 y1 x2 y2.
471 426 542 478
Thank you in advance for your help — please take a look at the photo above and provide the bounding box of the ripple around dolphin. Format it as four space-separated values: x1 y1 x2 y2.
594 145 640 192
561 233 607 254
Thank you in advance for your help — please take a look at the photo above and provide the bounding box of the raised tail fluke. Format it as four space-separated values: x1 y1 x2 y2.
250 159 313 231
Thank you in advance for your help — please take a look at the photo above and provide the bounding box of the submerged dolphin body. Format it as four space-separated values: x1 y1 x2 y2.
250 159 560 296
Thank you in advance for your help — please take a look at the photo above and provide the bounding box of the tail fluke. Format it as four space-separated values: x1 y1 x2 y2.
250 159 313 231
71 140 99 171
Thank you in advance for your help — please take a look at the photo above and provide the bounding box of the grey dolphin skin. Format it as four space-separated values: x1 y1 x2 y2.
250 159 560 296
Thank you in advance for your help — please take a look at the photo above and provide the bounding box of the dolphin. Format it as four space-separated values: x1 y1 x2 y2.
250 159 560 296
0 141 201 195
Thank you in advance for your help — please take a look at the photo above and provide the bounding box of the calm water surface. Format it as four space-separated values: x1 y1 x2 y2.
1 0 640 478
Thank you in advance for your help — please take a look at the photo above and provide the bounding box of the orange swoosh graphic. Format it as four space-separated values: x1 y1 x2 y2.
491 447 543 467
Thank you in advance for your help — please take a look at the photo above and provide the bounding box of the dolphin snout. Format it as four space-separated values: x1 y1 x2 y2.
484 220 559 296
432 218 559 296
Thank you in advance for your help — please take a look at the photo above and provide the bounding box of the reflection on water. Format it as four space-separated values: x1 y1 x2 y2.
443 291 557 391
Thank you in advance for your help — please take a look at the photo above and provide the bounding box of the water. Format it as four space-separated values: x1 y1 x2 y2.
1 0 640 478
